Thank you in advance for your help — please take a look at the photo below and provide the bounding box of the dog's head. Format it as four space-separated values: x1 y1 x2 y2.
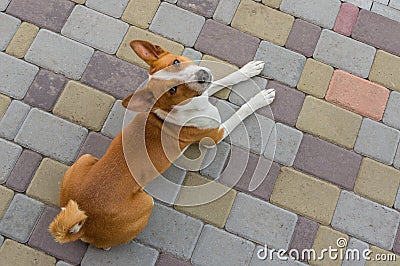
122 40 213 113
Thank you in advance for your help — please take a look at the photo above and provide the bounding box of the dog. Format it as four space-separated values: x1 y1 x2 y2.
49 40 275 250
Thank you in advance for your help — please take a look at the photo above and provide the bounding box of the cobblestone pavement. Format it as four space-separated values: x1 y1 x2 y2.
1 0 400 265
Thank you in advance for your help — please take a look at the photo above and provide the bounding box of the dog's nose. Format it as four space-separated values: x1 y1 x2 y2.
196 69 211 84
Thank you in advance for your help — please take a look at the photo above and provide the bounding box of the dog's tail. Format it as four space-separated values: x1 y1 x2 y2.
49 200 88 243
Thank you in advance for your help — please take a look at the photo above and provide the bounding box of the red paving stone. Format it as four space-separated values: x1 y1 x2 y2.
334 3 359 36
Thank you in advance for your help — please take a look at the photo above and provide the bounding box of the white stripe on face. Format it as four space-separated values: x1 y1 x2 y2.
150 64 211 83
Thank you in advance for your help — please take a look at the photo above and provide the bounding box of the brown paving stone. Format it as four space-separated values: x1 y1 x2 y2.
297 59 334 98
285 19 321 57
5 22 39 58
369 50 400 92
262 0 282 9
195 19 260 67
0 185 14 219
6 0 74 32
365 246 400 266
121 0 160 29
77 132 112 159
156 253 192 266
177 0 220 18
334 2 359 37
0 94 11 120
289 216 319 262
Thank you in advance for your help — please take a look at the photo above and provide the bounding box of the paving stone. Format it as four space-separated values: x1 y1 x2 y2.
177 0 219 17
71 0 85 3
56 261 74 266
195 19 260 67
164 0 177 3
0 235 3 246
28 206 88 265
372 2 400 22
0 12 20 51
213 0 240 24
122 0 160 28
226 192 298 249
396 185 400 210
149 3 205 46
53 81 115 131
191 224 255 266
15 108 88 164
285 19 321 57
117 25 184 69
0 185 14 219
78 132 112 159
342 238 369 266
137 203 203 260
255 41 306 87
86 0 130 18
62 6 128 54
0 239 56 266
352 9 400 57
250 245 307 265
0 94 11 120
262 0 282 8
0 52 38 99
296 96 362 149
390 0 400 9
232 0 294 46
376 0 390 4
334 3 359 36
156 254 191 266
0 194 44 243
101 100 125 138
24 69 68 112
26 158 68 207
5 149 41 192
175 172 236 228
354 118 400 165
395 145 400 170
0 0 10 10
297 59 333 98
81 241 158 266
5 22 38 59
288 216 319 262
81 51 148 99
25 29 94 80
182 48 202 62
0 100 30 140
280 0 341 28
314 30 376 78
332 190 400 250
394 226 400 255
199 141 231 179
344 0 372 9
0 138 22 184
366 246 400 265
370 50 400 92
229 77 268 106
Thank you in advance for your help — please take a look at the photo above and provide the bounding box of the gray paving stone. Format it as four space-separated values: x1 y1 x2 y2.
62 6 129 54
182 48 202 63
332 190 400 250
0 12 20 51
390 0 400 9
0 100 30 140
101 100 126 138
156 254 192 266
0 0 10 11
213 0 241 25
344 0 372 9
372 2 400 22
314 30 376 78
395 186 400 210
191 224 255 266
81 241 158 266
0 52 38 99
226 192 298 249
395 144 400 169
25 29 94 80
0 235 3 247
229 77 268 106
0 194 44 243
200 141 231 179
150 2 205 46
15 108 88 164
0 138 22 184
383 91 400 131
280 0 341 28
264 123 303 167
86 0 130 18
136 203 203 260
163 0 177 3
254 41 306 87
342 238 369 266
56 262 74 266
354 118 400 165
250 245 307 266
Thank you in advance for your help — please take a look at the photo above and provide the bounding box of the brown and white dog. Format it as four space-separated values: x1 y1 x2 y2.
49 40 275 249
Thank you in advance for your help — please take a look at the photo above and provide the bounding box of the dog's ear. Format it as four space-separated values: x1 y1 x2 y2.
130 40 167 66
122 89 155 112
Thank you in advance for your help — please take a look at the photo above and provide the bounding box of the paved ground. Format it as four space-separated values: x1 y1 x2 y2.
1 0 400 265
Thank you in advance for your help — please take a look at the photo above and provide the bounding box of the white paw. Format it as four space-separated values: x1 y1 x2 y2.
247 88 275 110
239 61 265 78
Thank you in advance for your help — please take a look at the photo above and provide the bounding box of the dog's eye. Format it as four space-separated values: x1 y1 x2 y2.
169 86 177 95
173 59 180 66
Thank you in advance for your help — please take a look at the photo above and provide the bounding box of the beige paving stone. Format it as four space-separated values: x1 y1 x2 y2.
297 59 334 98
5 22 39 59
354 158 400 207
116 26 184 69
369 50 400 92
262 0 282 9
231 0 294 46
53 81 115 131
310 226 348 266
0 239 56 266
174 172 236 228
122 0 160 29
26 158 68 207
0 94 11 120
365 246 400 266
0 185 14 220
296 96 362 149
270 167 340 225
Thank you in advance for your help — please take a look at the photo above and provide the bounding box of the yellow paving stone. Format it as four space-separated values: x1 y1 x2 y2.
26 158 68 207
0 239 56 266
369 50 400 92
174 172 236 228
270 167 340 225
53 81 115 131
365 246 400 266
310 226 348 266
122 0 160 29
116 26 184 69
6 22 39 59
297 59 334 98
0 94 11 120
354 158 400 207
262 0 282 9
231 0 294 46
0 185 14 220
